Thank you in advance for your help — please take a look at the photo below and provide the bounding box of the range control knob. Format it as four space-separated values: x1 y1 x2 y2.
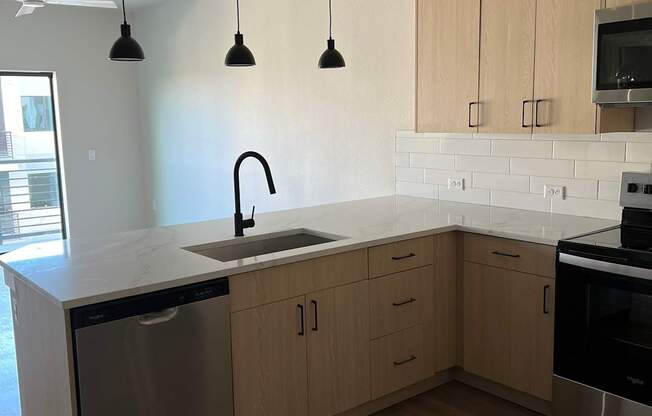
628 183 639 193
645 185 652 195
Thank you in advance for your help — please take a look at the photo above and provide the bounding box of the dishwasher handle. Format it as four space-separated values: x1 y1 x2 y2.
137 307 179 326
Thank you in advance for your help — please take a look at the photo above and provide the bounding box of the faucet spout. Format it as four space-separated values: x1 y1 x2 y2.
233 151 277 237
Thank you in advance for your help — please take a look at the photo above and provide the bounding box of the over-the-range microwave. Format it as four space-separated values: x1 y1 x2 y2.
593 2 652 106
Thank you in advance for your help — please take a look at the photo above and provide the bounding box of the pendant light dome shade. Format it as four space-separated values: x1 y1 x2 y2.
110 0 144 62
110 23 145 61
319 0 345 69
225 33 256 66
319 39 345 69
226 0 256 67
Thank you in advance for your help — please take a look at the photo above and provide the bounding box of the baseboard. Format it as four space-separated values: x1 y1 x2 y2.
453 368 552 416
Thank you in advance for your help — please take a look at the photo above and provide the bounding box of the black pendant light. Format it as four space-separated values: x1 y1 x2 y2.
110 0 145 62
318 0 345 69
225 0 256 67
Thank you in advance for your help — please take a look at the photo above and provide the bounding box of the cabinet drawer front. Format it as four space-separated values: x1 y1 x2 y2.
369 266 434 339
370 325 431 399
230 249 368 312
463 233 555 278
369 237 434 278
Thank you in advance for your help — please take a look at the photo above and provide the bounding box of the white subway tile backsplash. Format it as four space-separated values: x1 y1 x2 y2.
551 197 621 220
553 141 625 161
529 176 598 199
410 153 456 170
575 161 650 181
473 173 529 192
395 152 409 167
492 140 552 158
455 155 509 173
438 186 491 205
626 142 652 163
598 181 621 202
424 169 473 186
393 130 639 221
396 167 424 183
510 158 575 177
396 182 438 199
491 190 551 213
441 139 491 156
396 137 438 153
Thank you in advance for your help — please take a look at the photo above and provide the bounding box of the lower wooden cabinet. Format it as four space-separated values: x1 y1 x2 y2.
306 281 371 416
231 281 371 416
231 296 309 416
463 261 555 400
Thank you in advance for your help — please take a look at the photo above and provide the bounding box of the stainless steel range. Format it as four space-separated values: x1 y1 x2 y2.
554 172 652 416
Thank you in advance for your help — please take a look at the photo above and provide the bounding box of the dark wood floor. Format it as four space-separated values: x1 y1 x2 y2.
374 382 542 416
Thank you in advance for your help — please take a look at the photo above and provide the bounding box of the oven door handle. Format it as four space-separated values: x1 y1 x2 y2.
558 253 652 281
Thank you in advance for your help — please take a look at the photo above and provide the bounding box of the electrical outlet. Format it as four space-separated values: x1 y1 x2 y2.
448 177 465 191
88 149 96 161
544 185 565 200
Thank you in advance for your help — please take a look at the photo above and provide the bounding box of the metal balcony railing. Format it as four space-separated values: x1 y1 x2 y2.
0 131 14 159
0 157 62 245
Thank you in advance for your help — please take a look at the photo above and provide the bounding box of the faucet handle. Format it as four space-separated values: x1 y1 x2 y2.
250 205 256 220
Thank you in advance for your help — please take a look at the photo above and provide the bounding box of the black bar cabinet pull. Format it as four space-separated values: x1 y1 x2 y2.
311 300 318 331
468 102 480 128
297 304 305 336
492 251 521 258
521 100 533 128
543 285 550 315
534 99 544 128
392 253 416 261
392 297 417 307
393 355 417 366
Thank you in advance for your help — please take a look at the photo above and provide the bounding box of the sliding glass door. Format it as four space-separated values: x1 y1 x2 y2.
0 73 65 252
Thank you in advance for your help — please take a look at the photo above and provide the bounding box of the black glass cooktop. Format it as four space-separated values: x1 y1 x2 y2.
565 226 652 251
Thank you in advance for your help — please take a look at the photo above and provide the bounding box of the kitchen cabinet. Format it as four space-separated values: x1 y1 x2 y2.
478 0 536 134
433 232 458 372
532 0 601 134
231 296 309 416
463 233 556 401
416 0 481 133
306 281 371 416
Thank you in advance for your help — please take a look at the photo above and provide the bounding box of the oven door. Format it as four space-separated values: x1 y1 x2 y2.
555 253 652 408
594 3 652 105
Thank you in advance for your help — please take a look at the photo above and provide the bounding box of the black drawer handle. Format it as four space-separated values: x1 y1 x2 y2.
535 99 544 128
543 285 550 315
521 100 534 128
297 304 305 336
393 355 417 366
492 251 521 258
468 102 480 128
392 297 416 307
392 253 416 261
311 300 318 331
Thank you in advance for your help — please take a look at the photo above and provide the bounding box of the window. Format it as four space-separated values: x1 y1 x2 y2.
28 172 59 208
21 96 53 132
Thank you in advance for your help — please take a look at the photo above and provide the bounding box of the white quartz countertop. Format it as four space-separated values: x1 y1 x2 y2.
0 196 617 309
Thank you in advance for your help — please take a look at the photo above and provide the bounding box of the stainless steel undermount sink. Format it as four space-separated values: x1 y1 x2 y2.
183 229 345 262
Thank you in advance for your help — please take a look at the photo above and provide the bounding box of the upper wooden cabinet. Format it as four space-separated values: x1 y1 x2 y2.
533 0 601 134
416 0 481 133
478 0 536 134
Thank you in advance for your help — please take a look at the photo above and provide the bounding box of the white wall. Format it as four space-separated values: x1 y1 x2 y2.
135 0 415 226
0 2 147 238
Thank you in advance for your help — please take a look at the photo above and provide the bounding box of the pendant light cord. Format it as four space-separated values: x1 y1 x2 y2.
236 0 241 34
122 0 127 24
328 0 333 39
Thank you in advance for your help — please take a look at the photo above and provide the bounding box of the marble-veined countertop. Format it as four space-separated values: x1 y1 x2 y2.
0 196 617 309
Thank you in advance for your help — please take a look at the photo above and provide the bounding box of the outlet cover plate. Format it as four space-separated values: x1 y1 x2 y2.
544 185 565 200
448 177 465 191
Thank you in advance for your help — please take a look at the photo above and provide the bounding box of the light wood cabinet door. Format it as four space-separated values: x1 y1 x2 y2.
533 0 601 134
306 281 371 416
478 0 536 133
231 297 308 416
463 262 510 385
417 0 481 132
508 273 555 401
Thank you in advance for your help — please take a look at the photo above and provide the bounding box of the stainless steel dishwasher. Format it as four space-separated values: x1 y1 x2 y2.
70 277 232 416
